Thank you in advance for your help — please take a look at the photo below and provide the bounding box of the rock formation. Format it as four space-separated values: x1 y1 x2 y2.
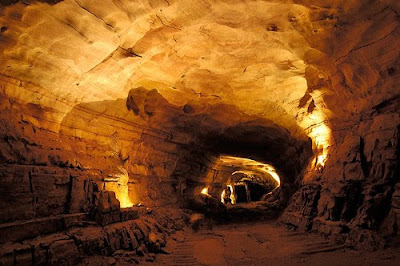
0 0 399 264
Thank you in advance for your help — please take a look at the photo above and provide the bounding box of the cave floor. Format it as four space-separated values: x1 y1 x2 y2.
143 221 400 266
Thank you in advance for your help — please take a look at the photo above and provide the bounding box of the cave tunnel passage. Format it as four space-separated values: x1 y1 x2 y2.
193 155 284 219
217 156 281 205
177 120 313 220
198 121 313 187
233 179 272 203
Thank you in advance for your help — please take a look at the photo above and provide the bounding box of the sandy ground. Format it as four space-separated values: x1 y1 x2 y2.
144 221 400 266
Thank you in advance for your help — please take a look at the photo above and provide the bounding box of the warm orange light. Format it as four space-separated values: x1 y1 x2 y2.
113 167 134 208
228 185 236 204
201 187 209 195
221 184 236 204
221 189 226 204
316 154 327 169
221 156 281 187
309 123 331 169
300 109 332 171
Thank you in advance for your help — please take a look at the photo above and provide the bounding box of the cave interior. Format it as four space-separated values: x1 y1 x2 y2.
0 0 399 265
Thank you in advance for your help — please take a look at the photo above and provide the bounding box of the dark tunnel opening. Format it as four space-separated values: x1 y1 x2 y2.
171 121 314 222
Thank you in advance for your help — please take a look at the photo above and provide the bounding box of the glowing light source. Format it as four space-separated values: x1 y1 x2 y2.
220 156 281 187
216 156 282 205
267 170 281 186
299 104 332 172
221 189 225 204
228 185 236 204
308 122 331 170
220 184 237 204
113 167 134 208
316 154 327 169
201 187 209 195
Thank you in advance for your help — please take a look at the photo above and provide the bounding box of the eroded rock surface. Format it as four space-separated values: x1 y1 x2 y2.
282 98 400 249
0 208 188 265
0 0 399 261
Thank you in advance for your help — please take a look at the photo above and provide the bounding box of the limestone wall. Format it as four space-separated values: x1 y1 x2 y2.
282 98 400 249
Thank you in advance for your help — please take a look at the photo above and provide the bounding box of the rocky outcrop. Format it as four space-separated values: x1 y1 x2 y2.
282 98 400 249
281 184 321 231
0 208 188 265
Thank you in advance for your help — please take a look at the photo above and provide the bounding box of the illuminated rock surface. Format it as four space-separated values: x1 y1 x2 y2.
0 0 399 264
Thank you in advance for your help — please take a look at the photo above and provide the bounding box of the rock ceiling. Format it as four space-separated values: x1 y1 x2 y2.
219 155 281 185
0 0 399 156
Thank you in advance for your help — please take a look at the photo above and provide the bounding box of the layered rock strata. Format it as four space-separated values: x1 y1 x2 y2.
0 0 399 254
